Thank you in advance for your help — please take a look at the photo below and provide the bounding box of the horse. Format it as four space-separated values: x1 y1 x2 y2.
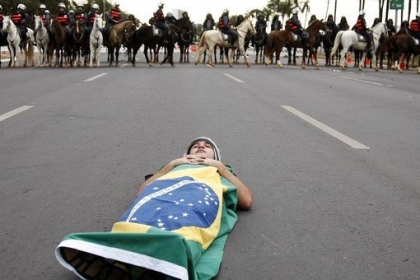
131 23 177 67
89 15 103 68
254 26 266 64
50 16 68 67
105 20 136 66
122 20 136 62
330 22 387 71
390 33 420 73
195 19 256 67
1 15 34 67
173 17 194 63
71 18 86 67
34 15 52 67
265 19 327 69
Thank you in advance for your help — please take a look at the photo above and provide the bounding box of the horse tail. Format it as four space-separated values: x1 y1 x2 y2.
198 31 206 49
265 32 274 56
331 31 343 56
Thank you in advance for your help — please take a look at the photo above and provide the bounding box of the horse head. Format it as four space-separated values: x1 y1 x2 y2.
34 15 42 31
1 16 12 33
94 15 103 30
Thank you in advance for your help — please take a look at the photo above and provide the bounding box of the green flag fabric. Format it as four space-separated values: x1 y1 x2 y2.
55 164 239 279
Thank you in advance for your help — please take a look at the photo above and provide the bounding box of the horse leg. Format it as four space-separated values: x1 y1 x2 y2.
115 46 120 66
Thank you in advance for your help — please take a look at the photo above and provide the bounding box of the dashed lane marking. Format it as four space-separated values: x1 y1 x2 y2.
85 73 108 82
0 106 33 123
224 73 245 83
282 105 370 150
341 76 383 86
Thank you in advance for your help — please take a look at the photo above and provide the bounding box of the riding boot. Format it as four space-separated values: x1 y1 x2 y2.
366 41 372 59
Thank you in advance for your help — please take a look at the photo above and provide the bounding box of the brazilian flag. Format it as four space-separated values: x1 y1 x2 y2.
55 164 239 279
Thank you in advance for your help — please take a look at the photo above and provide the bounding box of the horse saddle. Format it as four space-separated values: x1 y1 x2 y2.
221 32 230 41
356 33 368 42
152 25 162 36
412 37 420 46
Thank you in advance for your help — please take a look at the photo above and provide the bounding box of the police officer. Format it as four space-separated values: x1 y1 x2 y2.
289 8 307 46
308 14 316 26
11 4 30 41
219 9 237 48
203 13 215 31
252 13 267 47
166 12 177 25
409 13 420 40
235 14 244 27
104 2 122 44
338 16 349 31
271 14 282 31
326 14 336 31
154 2 168 43
85 4 100 46
39 4 50 28
386 19 396 36
352 10 372 56
74 2 87 28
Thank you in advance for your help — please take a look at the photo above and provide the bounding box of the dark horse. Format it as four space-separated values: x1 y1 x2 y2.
50 16 68 67
253 25 266 64
265 19 327 69
322 26 338 66
0 30 11 67
390 33 420 73
172 17 193 63
131 24 176 67
71 18 86 67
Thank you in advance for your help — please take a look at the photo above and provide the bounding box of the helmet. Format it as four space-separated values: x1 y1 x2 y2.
114 2 120 6
58 2 66 9
69 10 74 14
182 11 188 16
359 10 365 15
77 2 84 7
45 10 50 14
166 12 173 17
158 2 164 7
39 4 46 9
0 5 2 9
19 4 26 10
92 3 99 10
223 9 229 14
292 8 299 14
258 13 263 18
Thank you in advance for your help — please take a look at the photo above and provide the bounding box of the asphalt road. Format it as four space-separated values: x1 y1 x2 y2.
1 53 419 279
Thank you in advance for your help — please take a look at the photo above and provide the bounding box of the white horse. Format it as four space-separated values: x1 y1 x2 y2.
1 15 34 67
331 22 387 71
195 19 256 67
34 15 51 67
89 15 103 68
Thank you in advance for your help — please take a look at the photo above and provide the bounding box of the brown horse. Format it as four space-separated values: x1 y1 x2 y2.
390 33 420 73
105 20 136 66
122 21 136 62
71 19 86 67
131 24 177 67
50 16 68 67
265 19 327 68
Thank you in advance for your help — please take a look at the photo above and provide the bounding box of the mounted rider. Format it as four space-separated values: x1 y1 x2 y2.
38 4 50 28
271 14 283 31
11 4 30 41
155 2 168 43
252 13 267 47
235 15 244 27
308 14 316 26
338 16 349 31
288 8 308 46
73 2 87 29
104 2 122 44
85 4 100 47
352 10 372 56
57 2 72 42
166 12 177 25
326 14 336 32
203 13 215 31
219 9 237 48
386 19 396 36
409 13 420 40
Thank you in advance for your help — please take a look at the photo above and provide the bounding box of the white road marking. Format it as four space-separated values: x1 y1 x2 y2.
341 76 383 86
224 73 245 83
282 105 370 150
85 73 108 82
0 106 33 122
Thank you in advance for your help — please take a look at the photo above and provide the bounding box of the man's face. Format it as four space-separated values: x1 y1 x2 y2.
189 141 215 159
